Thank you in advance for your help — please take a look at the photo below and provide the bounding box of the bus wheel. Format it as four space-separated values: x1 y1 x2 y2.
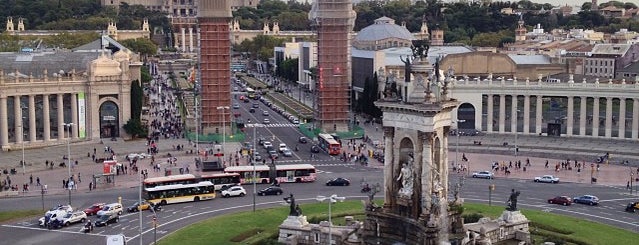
295 178 301 183
194 196 200 202
160 200 167 206
261 179 268 184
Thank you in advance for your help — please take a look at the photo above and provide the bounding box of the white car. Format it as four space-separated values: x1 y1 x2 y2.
278 143 288 153
221 186 247 198
471 171 494 179
97 203 123 216
282 149 293 157
38 205 74 226
263 141 273 149
534 175 560 183
61 211 87 226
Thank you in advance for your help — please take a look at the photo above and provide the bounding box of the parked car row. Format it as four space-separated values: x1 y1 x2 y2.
259 97 300 124
547 195 600 206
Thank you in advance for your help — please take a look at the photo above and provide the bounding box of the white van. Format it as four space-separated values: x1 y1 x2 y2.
97 203 123 216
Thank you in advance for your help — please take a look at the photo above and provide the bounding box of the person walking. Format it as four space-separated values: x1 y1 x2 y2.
89 182 92 191
29 174 33 184
36 177 40 186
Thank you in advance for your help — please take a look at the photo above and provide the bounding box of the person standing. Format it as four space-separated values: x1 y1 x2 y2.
36 177 40 186
29 174 33 184
89 182 92 191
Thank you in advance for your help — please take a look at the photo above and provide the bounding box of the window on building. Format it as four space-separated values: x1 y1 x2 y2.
314 233 320 243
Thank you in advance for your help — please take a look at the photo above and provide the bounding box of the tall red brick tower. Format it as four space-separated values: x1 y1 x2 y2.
309 0 356 132
198 0 232 133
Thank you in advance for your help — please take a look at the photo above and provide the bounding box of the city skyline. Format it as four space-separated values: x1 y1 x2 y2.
441 0 613 7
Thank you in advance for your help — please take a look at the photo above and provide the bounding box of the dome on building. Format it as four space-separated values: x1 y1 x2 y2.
353 16 414 51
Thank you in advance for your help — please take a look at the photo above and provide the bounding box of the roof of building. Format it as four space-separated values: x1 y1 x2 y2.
591 43 631 55
354 16 414 42
619 61 639 73
352 45 474 66
0 51 99 77
507 54 551 65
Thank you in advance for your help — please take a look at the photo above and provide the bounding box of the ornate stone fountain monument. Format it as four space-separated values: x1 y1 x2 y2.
361 39 463 244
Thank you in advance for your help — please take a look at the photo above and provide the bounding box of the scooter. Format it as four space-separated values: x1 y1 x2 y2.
47 219 63 230
361 186 371 193
83 221 94 233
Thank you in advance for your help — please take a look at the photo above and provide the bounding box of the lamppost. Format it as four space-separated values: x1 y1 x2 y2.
630 168 634 195
138 167 143 245
453 119 466 175
316 194 345 245
20 105 26 175
251 123 263 212
64 123 74 205
216 106 230 166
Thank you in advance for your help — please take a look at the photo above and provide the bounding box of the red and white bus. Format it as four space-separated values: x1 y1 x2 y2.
317 133 341 155
143 173 241 191
224 164 317 184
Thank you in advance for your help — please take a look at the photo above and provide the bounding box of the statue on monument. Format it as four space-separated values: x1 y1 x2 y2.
397 156 415 198
400 55 412 84
506 189 520 211
411 39 430 60
284 193 301 216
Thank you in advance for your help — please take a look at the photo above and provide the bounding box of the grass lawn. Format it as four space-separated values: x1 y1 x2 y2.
158 201 638 245
0 209 42 223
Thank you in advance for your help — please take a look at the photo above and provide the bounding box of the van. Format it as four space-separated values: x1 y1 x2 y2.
97 203 123 216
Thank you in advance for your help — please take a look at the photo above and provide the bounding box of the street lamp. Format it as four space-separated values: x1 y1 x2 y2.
316 194 345 245
630 167 634 195
64 123 74 205
453 119 466 175
251 123 263 212
216 106 230 166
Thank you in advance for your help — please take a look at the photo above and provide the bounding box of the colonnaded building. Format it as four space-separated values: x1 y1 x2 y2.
0 35 142 151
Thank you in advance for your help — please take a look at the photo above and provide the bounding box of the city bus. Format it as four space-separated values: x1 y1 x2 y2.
144 181 216 205
224 164 317 184
143 173 241 191
317 133 341 155
246 87 257 99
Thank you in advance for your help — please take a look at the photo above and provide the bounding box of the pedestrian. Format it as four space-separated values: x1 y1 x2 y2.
627 181 631 190
89 182 92 191
78 173 81 183
36 177 40 186
29 174 33 184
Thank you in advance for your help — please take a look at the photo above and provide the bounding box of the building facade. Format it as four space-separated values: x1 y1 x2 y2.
0 35 141 151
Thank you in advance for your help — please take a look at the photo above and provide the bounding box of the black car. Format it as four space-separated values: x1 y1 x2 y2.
94 214 119 227
311 145 321 153
257 186 283 196
625 202 639 212
326 177 350 186
298 137 308 144
249 108 255 113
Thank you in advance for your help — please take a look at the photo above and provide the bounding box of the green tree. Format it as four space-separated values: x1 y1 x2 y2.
130 79 143 121
123 118 147 138
120 38 158 56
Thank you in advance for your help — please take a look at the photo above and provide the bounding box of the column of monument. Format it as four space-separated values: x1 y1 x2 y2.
0 97 8 147
592 97 599 137
57 93 64 140
486 94 493 132
618 98 625 139
567 96 574 136
71 93 78 139
579 96 587 136
420 132 433 216
28 95 36 142
383 127 394 206
605 97 612 138
498 94 505 133
511 95 518 133
535 96 542 134
14 96 22 144
523 95 530 134
181 28 186 52
43 94 50 141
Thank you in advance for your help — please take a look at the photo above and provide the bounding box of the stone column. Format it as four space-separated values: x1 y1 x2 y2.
43 94 50 141
0 97 8 148
567 96 574 136
57 93 64 140
28 95 36 142
420 132 433 216
181 27 186 52
511 95 518 133
71 93 78 139
618 98 626 139
605 97 613 138
535 96 543 134
383 127 394 207
632 99 639 139
499 95 505 133
486 94 493 132
523 95 530 134
579 96 587 136
189 27 194 52
592 97 599 137
14 96 23 144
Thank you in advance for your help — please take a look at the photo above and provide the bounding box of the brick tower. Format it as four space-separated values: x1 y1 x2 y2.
309 0 356 132
198 0 232 133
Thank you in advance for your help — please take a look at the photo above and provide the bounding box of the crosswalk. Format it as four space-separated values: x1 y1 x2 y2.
245 123 298 128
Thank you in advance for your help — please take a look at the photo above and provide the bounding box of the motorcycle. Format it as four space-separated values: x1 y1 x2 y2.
151 203 162 212
83 221 94 233
47 219 63 230
361 186 371 193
